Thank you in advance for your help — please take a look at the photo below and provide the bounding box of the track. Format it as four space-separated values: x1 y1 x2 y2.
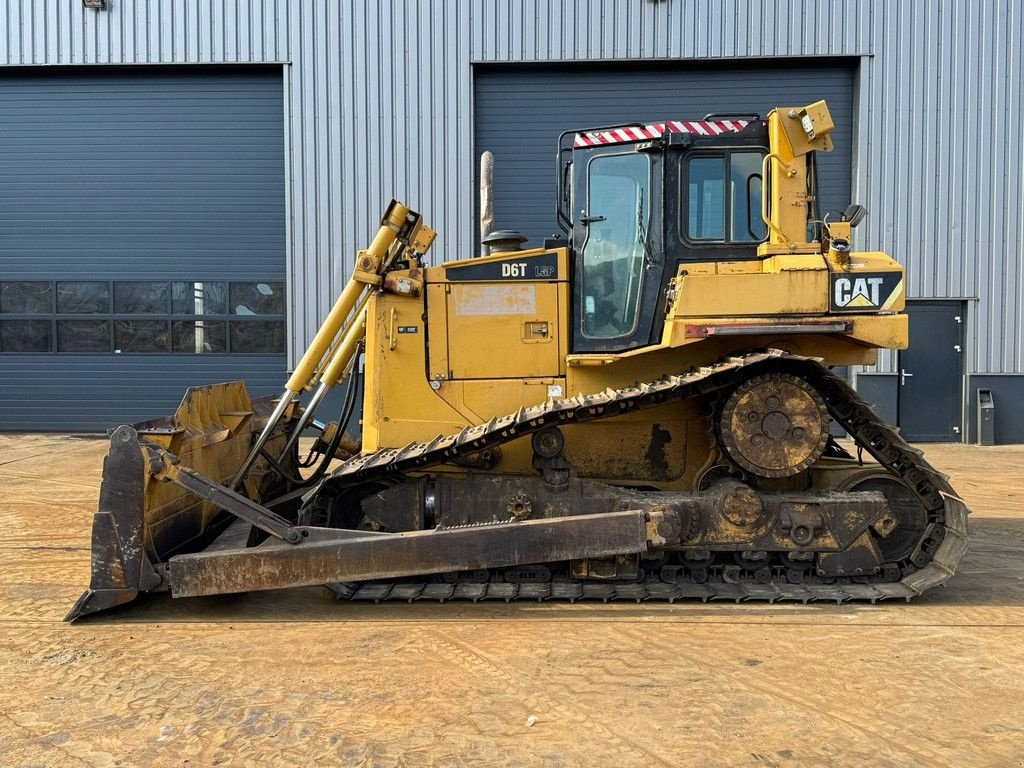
317 350 969 603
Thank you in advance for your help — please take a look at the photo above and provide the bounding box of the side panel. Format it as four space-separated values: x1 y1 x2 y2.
369 251 573 453
362 292 469 453
446 282 561 379
676 271 828 317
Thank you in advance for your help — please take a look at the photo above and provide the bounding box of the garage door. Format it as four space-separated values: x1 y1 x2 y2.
0 66 286 431
474 60 856 248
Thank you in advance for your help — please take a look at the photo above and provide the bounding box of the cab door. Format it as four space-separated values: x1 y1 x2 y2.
571 146 664 353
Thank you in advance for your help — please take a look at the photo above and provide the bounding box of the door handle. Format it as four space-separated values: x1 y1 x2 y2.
900 368 914 386
579 214 606 225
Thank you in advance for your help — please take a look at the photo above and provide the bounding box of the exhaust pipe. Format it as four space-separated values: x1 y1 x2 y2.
480 150 494 256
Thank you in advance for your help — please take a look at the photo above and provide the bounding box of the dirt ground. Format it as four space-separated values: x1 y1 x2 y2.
0 435 1022 767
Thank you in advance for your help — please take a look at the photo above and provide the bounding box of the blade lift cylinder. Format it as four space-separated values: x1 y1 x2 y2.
232 201 425 489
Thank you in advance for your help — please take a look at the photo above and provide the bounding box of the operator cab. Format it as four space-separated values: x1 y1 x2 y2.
557 117 809 353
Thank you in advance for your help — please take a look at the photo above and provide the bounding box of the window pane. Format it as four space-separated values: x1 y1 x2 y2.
114 320 169 353
580 153 650 339
113 282 169 314
687 157 725 239
57 281 111 314
57 320 111 352
0 282 53 314
172 281 227 315
730 152 768 241
0 319 52 352
230 282 285 315
230 320 285 353
172 320 227 353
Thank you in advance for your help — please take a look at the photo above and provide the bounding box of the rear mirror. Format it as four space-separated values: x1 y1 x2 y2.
843 203 868 228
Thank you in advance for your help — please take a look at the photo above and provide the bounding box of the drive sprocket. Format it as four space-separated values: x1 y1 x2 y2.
718 372 829 478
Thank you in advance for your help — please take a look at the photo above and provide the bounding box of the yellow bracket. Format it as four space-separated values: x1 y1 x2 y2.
761 153 797 249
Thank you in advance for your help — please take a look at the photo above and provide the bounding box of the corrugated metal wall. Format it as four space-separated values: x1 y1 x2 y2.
856 0 1024 376
1 0 1020 375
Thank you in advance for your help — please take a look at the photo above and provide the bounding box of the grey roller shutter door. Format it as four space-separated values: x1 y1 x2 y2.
0 66 286 431
474 60 856 247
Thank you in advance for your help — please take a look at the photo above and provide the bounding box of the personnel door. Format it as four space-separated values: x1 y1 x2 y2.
897 300 965 441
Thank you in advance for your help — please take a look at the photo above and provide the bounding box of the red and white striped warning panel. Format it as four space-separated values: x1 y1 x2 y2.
573 119 753 148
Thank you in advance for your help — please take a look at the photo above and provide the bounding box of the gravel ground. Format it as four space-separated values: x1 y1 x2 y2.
0 434 1022 767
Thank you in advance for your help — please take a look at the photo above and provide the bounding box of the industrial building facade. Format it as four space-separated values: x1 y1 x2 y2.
0 0 1021 443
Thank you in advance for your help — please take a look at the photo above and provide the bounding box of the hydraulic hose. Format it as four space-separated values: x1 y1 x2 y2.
260 349 363 489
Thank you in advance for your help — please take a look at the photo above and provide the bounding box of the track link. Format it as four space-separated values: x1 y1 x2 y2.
319 350 968 603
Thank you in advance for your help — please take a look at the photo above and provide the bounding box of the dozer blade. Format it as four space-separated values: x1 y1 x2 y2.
66 382 295 621
168 510 658 598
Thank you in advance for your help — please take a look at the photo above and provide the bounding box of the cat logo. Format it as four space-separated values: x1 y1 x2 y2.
830 272 903 312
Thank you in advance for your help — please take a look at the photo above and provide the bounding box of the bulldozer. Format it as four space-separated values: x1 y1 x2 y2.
67 101 967 620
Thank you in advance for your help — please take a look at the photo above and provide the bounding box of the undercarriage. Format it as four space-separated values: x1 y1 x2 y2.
67 351 968 619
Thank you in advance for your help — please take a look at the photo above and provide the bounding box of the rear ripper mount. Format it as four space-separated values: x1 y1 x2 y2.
66 351 968 620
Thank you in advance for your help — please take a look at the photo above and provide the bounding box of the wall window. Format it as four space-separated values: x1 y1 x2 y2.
113 282 169 314
172 320 228 354
0 280 285 354
685 151 768 243
1 281 53 314
57 282 110 314
0 320 52 352
230 282 285 315
58 320 111 353
172 281 227 316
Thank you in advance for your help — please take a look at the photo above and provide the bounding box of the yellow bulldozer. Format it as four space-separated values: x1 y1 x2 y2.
67 101 967 620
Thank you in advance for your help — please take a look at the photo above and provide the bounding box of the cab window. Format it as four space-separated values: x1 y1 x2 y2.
685 151 767 243
581 153 651 339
